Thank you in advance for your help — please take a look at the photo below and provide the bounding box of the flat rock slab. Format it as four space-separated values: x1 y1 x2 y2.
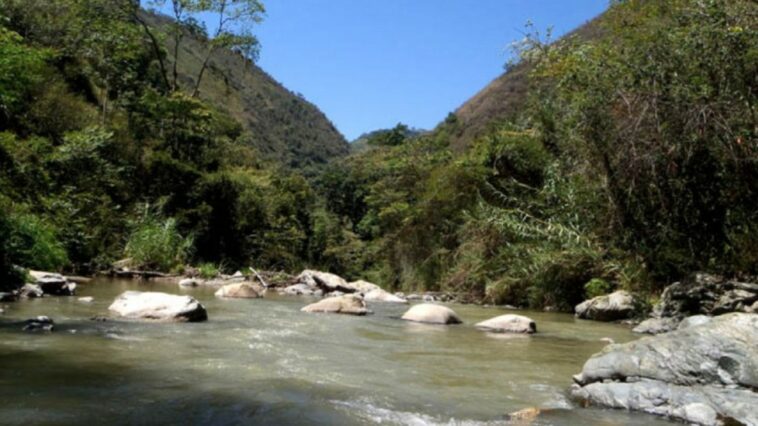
301 294 368 315
475 314 536 334
401 304 462 324
572 313 758 425
109 291 208 322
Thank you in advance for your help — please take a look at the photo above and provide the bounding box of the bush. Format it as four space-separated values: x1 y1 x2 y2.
197 262 220 279
6 212 69 271
125 212 193 271
584 278 613 299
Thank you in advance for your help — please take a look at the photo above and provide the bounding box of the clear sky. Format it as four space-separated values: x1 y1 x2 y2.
153 1 610 140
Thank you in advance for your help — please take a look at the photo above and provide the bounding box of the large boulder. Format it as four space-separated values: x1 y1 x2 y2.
29 271 76 296
363 288 408 304
301 294 368 315
574 290 638 321
108 291 208 322
475 314 536 334
571 313 758 426
653 273 757 319
214 282 261 299
401 304 462 324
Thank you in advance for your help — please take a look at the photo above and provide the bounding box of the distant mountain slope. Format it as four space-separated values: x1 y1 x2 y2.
443 16 605 151
143 13 349 168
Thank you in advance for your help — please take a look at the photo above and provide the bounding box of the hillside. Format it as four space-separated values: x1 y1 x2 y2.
143 12 349 169
444 16 605 151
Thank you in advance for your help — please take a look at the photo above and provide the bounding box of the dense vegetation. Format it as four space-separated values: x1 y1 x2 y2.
0 0 345 290
1 0 755 311
317 0 757 309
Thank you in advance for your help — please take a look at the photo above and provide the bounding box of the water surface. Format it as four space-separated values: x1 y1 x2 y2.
0 278 672 425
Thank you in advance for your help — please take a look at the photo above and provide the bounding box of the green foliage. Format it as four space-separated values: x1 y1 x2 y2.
584 278 612 299
125 209 193 271
0 27 49 120
5 212 69 272
197 262 220 279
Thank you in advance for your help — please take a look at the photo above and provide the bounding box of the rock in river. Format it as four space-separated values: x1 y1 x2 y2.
475 314 536 334
295 269 353 293
19 283 44 299
108 291 208 322
401 304 462 324
363 288 408 304
301 294 368 315
23 316 54 332
214 282 261 299
571 313 758 426
29 270 76 296
574 290 638 321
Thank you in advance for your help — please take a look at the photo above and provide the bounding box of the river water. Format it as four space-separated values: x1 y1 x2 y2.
0 278 672 425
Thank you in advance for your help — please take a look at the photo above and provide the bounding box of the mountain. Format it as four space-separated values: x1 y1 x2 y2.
143 12 349 169
442 16 605 151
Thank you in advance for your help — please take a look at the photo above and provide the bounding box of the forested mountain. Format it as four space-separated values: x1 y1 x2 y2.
142 12 348 168
315 0 756 308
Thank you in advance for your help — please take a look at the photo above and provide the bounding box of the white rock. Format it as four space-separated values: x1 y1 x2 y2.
475 314 536 334
401 304 462 324
363 288 408 304
108 291 207 322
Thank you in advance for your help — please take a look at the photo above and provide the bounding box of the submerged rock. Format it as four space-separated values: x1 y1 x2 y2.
301 294 368 315
78 296 94 303
475 314 536 334
571 313 758 426
401 304 462 324
108 291 208 322
214 282 261 299
0 292 18 302
633 317 680 335
178 278 200 288
19 283 44 299
653 272 758 319
574 290 638 321
363 288 407 304
23 316 54 332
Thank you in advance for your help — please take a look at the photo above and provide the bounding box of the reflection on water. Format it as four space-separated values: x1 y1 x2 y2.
0 278 672 425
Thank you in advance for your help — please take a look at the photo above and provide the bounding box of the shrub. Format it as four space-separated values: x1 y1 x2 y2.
6 212 69 271
197 262 220 279
125 213 193 271
584 278 613 299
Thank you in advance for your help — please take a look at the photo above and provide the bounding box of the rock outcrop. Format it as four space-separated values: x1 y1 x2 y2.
574 290 638 321
108 291 208 322
300 294 368 315
571 313 758 426
214 282 261 299
475 314 536 334
401 304 462 324
653 273 757 319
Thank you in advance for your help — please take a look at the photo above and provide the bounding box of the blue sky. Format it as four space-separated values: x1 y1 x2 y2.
152 1 609 140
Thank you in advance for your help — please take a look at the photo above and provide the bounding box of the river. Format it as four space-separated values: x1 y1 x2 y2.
0 278 672 425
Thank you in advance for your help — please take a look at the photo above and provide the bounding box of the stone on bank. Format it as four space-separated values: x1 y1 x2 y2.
574 290 638 321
